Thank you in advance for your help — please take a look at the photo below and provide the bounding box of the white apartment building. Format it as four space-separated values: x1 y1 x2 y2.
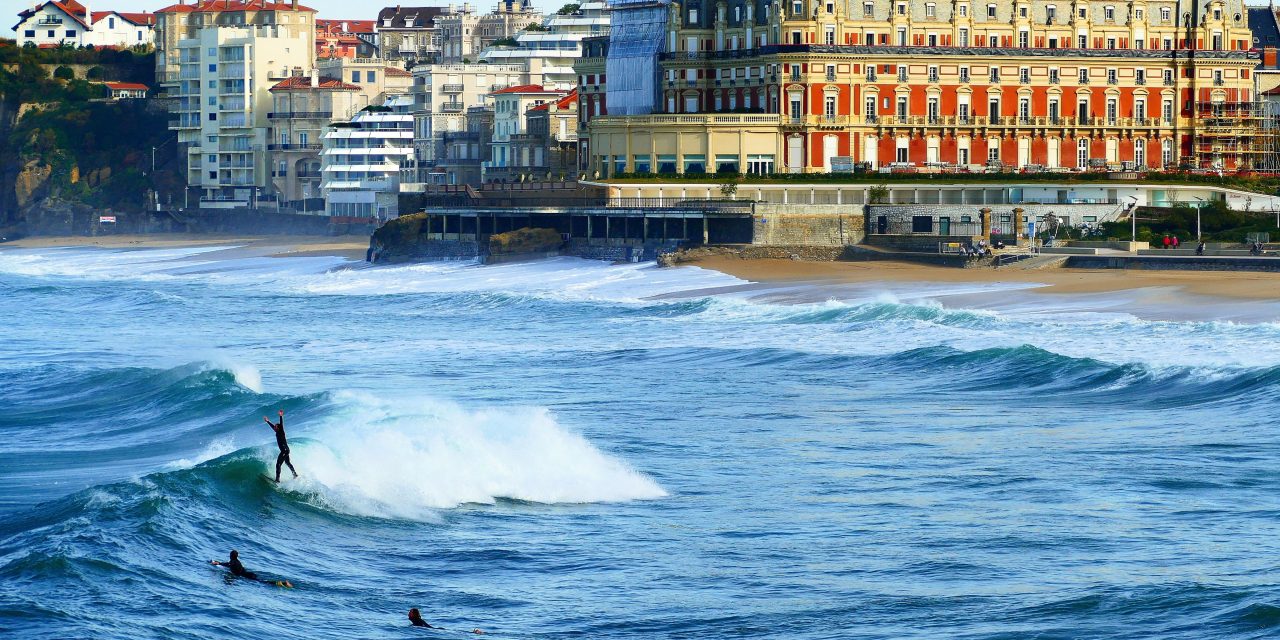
13 1 155 48
409 59 544 180
157 1 316 208
477 1 608 91
321 95 414 220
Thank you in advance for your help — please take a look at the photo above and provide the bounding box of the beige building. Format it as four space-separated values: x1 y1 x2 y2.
409 60 545 180
517 89 580 181
156 0 316 207
433 106 494 185
315 57 414 112
268 73 363 210
436 0 542 63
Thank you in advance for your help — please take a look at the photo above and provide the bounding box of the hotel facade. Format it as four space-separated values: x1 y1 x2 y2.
582 0 1263 177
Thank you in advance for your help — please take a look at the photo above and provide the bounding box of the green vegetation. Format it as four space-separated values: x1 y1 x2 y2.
1094 200 1280 243
523 23 549 32
557 3 581 14
1 41 175 213
1 41 152 65
491 37 519 47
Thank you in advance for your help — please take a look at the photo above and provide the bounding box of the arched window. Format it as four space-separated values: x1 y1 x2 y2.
1077 138 1089 167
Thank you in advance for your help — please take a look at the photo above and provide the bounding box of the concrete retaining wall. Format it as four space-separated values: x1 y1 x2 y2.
751 205 865 246
1067 255 1280 272
864 233 980 252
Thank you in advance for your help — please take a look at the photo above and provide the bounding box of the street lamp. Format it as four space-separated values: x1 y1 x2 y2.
1128 195 1139 242
1192 196 1204 241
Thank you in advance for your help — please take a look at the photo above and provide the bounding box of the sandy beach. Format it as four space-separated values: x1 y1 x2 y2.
2 234 370 261
685 255 1280 301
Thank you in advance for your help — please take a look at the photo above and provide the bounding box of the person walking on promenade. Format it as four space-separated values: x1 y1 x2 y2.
1172 236 1180 250
1162 235 1171 250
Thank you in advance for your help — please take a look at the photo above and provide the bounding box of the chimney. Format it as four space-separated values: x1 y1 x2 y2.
310 67 318 87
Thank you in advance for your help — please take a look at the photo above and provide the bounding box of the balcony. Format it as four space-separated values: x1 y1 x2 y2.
36 16 63 25
267 111 333 120
440 102 464 112
267 143 323 151
441 83 464 93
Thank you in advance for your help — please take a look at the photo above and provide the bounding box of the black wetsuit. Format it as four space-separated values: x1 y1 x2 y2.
269 417 297 481
225 557 258 581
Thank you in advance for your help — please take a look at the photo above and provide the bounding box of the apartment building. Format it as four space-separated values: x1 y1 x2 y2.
409 59 545 179
374 5 448 64
316 56 414 109
583 0 1261 177
434 106 494 185
523 89 580 180
436 0 542 63
156 0 316 207
477 1 610 90
321 95 415 219
267 72 362 210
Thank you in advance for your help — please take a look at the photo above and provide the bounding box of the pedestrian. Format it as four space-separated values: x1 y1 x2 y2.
1172 236 1180 249
1162 235 1170 249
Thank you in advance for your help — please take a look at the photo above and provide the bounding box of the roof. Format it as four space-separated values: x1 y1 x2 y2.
91 11 157 26
16 1 90 30
157 1 315 15
491 84 563 95
383 66 411 77
1250 7 1280 50
316 18 375 34
527 89 576 112
374 6 446 29
270 75 362 91
105 82 149 90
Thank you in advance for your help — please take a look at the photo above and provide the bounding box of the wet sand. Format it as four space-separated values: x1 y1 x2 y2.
3 234 369 261
688 256 1280 301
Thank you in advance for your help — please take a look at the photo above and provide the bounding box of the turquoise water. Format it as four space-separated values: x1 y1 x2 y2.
2 246 1279 639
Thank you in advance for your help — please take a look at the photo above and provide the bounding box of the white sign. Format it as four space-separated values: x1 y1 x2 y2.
99 216 117 224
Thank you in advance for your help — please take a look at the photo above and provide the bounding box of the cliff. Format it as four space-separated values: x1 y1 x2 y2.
0 41 176 236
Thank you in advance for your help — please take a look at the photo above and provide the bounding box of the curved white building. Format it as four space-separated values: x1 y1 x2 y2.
321 95 414 220
477 2 609 91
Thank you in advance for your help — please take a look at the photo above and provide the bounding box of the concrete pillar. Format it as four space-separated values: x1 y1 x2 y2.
1013 207 1025 245
980 207 992 241
702 216 709 244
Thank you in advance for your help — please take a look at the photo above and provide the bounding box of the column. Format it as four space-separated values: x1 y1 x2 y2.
1012 207 1025 245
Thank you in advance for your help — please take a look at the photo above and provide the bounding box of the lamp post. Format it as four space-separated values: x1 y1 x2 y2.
1128 195 1139 242
1192 196 1204 241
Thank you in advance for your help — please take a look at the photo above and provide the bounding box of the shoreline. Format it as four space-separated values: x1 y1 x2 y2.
683 255 1280 301
8 234 1280 303
0 234 370 261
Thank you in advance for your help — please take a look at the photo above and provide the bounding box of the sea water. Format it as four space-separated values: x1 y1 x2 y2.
1 246 1279 639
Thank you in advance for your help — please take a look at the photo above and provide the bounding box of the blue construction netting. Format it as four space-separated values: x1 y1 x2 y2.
605 0 669 115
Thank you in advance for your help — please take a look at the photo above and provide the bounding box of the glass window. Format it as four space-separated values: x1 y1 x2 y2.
715 154 740 174
682 154 707 173
633 155 652 173
656 154 677 174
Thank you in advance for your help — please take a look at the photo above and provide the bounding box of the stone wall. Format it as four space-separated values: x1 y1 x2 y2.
863 233 981 253
751 204 865 246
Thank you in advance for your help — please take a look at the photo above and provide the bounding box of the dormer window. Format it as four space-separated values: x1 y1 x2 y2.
689 8 699 23
383 18 392 27
405 17 415 27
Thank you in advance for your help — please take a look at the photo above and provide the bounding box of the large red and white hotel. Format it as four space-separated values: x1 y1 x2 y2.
579 0 1264 176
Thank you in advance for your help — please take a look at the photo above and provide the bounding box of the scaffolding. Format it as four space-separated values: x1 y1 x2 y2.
1193 100 1280 173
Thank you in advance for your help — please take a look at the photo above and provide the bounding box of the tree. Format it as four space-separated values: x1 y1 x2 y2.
868 183 889 204
719 177 739 199
53 65 74 80
86 65 105 80
557 3 581 14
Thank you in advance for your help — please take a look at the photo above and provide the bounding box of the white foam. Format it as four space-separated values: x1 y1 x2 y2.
271 392 666 520
166 436 239 470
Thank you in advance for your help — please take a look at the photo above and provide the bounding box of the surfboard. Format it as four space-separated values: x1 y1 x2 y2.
211 562 293 588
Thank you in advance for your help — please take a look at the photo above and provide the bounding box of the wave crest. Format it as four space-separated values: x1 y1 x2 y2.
264 392 666 520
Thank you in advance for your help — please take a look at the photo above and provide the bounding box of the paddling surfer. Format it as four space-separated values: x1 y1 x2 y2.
264 409 298 482
211 550 292 588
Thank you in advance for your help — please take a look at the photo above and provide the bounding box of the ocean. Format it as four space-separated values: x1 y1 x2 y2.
1 245 1279 639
